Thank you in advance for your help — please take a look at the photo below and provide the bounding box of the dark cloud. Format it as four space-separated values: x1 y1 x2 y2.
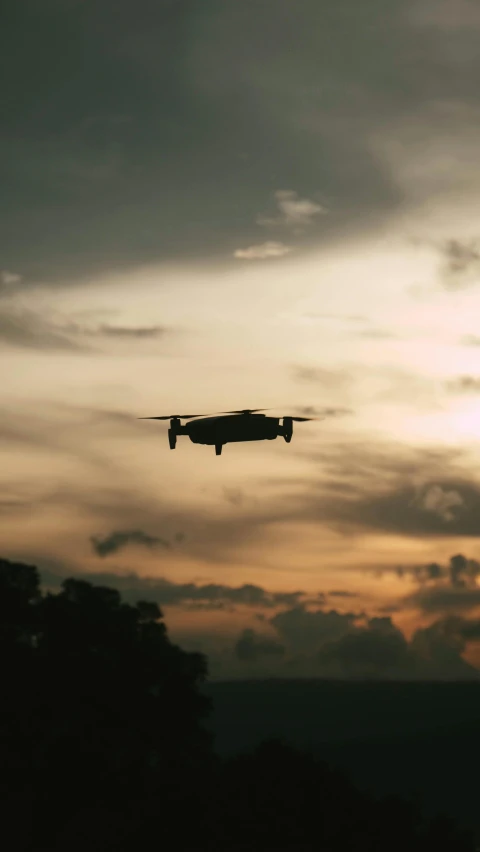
4 0 475 283
0 499 31 514
409 617 479 679
37 565 306 611
414 561 443 582
96 324 167 338
446 375 480 394
273 592 307 608
410 484 464 523
403 553 480 614
0 302 171 352
266 605 480 680
453 616 480 642
377 604 402 614
234 628 285 662
409 585 480 614
317 617 412 677
298 442 480 537
270 606 359 656
449 553 479 586
90 529 171 557
409 553 480 590
328 590 359 598
223 487 246 507
0 306 89 352
439 238 480 289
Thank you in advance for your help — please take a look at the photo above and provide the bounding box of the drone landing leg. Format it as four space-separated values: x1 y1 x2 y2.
215 443 222 456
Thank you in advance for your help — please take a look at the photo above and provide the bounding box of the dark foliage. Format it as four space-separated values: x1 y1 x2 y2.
0 558 475 851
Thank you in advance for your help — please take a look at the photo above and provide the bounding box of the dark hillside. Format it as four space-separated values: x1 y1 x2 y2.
205 678 480 832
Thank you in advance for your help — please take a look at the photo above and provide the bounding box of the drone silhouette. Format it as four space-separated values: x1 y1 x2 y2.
138 409 321 455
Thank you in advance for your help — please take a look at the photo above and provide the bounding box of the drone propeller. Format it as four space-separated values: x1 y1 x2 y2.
222 408 270 415
138 413 211 421
138 407 336 422
138 408 269 421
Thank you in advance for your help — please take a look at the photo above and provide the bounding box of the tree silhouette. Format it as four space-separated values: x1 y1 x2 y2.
0 557 476 851
0 559 212 850
214 739 475 851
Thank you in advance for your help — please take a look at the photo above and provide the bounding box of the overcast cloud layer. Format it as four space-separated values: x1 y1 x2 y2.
3 0 480 283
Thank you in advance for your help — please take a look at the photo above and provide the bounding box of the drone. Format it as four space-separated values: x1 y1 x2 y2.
138 408 320 455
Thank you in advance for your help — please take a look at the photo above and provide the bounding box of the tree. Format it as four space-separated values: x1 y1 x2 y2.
0 559 212 850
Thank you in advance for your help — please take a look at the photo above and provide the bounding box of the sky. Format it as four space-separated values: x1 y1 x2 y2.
3 0 480 680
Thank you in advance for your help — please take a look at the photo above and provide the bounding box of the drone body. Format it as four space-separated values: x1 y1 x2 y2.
139 409 317 455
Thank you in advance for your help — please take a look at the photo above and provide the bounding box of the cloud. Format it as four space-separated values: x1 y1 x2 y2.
317 617 412 678
452 615 480 641
223 487 246 507
256 190 327 228
353 327 396 340
411 484 464 522
409 585 480 614
292 365 353 389
270 605 358 655
37 565 306 611
5 0 480 284
0 303 170 352
410 617 479 679
448 552 480 587
446 375 480 393
196 607 480 680
233 241 292 260
439 238 480 288
328 590 359 598
0 270 22 286
96 324 167 339
296 441 480 538
234 628 285 662
267 605 480 679
461 335 480 346
410 0 480 30
337 479 471 535
407 552 480 588
90 529 171 557
0 306 89 352
0 404 133 480
293 362 441 412
404 553 480 613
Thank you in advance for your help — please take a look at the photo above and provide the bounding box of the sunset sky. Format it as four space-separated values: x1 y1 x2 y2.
3 0 480 679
